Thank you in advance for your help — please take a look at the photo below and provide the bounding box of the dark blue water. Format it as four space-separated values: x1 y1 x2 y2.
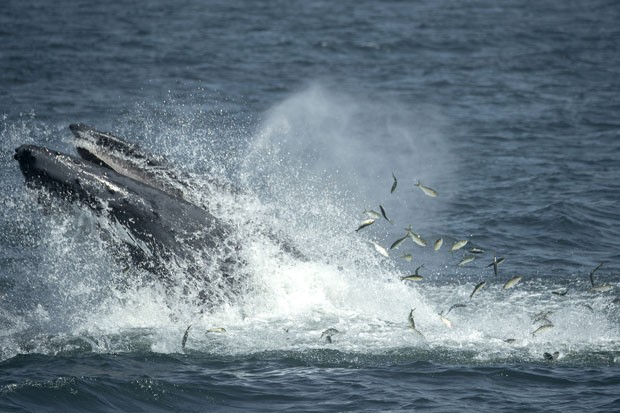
2 0 620 411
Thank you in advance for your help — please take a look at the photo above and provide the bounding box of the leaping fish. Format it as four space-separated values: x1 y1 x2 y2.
206 327 227 333
363 209 382 219
450 240 469 252
433 238 443 251
181 325 192 350
458 256 476 266
391 172 398 194
390 233 409 250
405 227 427 247
439 313 453 329
356 218 376 232
590 284 613 293
503 275 522 289
532 323 554 337
487 256 505 276
589 262 604 288
401 274 423 282
445 303 467 315
414 180 438 197
401 265 424 281
370 241 389 258
469 281 486 299
379 204 392 223
408 309 416 328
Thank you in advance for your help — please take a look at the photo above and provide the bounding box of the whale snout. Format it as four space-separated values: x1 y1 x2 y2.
14 145 38 172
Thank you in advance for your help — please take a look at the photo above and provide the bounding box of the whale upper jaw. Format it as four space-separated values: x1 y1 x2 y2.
69 123 185 198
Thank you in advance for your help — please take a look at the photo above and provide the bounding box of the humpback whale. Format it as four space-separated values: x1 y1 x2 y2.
14 141 241 302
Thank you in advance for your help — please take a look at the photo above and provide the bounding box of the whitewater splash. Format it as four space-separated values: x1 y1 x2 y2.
0 86 619 363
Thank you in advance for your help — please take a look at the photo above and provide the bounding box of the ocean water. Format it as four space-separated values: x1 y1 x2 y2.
2 0 620 411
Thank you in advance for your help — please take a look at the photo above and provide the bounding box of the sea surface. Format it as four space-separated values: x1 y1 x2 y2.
1 0 620 411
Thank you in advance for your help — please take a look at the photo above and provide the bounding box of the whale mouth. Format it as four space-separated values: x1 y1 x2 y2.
76 146 114 170
14 144 36 170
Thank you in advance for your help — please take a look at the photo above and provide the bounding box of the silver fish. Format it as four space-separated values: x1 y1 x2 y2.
181 324 192 350
401 274 423 281
390 234 409 250
543 351 560 361
552 289 568 296
391 172 398 194
370 241 389 258
206 327 227 333
445 303 467 315
532 311 553 323
402 265 424 281
450 240 469 252
439 313 453 329
408 308 426 339
401 253 413 262
590 284 613 293
355 218 376 232
469 247 485 254
363 209 382 219
408 308 417 330
379 204 392 223
415 180 438 197
458 256 476 266
433 238 443 251
503 275 522 289
406 228 427 247
470 281 486 299
589 262 604 288
487 256 504 276
321 328 340 338
532 324 554 337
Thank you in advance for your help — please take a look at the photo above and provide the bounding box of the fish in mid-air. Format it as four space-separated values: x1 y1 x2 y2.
532 323 554 337
414 180 438 197
391 172 398 194
356 218 376 232
407 308 426 339
469 281 486 299
401 265 424 281
487 256 505 276
503 275 522 289
458 256 476 266
401 274 423 281
390 233 409 250
370 241 389 258
438 313 453 329
445 303 467 315
181 325 192 350
589 262 604 287
450 240 468 252
379 204 392 223
433 238 443 251
405 227 427 247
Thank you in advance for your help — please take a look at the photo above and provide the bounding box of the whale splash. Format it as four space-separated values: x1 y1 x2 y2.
3 89 619 363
